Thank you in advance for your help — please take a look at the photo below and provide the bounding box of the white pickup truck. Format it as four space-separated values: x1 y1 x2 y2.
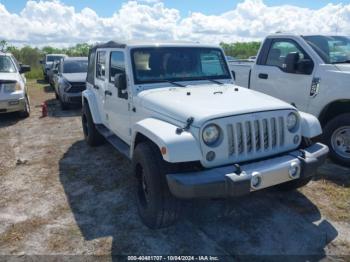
82 41 328 228
230 34 350 167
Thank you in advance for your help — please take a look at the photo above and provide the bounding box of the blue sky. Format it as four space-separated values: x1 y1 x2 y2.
0 0 348 16
1 0 349 46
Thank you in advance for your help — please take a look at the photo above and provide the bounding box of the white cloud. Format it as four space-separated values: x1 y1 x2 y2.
0 0 349 47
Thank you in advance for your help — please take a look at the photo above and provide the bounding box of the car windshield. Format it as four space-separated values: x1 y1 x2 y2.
131 47 231 84
63 60 88 73
0 56 16 73
47 56 64 62
303 35 350 64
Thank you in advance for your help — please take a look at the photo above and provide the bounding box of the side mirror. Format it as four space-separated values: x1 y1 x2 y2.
284 52 299 74
39 60 43 64
297 59 314 75
20 65 31 74
114 73 128 99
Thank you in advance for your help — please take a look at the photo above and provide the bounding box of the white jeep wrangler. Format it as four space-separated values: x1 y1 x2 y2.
82 41 329 229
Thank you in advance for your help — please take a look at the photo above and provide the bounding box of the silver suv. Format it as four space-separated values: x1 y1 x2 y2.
0 52 31 117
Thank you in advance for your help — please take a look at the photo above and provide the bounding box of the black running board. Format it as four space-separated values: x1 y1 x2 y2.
95 124 130 159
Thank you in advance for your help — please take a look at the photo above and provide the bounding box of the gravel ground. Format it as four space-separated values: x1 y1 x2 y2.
0 80 349 260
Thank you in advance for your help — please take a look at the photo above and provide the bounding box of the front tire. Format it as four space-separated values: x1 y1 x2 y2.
81 103 104 147
19 96 30 118
322 113 350 167
132 142 180 229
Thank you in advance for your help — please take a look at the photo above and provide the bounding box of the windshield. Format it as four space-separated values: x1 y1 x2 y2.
0 56 16 73
131 47 231 84
303 35 350 64
63 60 88 73
47 56 64 62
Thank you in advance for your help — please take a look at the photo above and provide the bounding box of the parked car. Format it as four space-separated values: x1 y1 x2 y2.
47 60 60 87
229 34 350 166
82 41 328 228
40 54 67 81
54 57 88 110
0 51 31 117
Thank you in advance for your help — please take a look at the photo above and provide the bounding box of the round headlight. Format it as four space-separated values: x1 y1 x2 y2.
287 112 299 132
202 124 221 146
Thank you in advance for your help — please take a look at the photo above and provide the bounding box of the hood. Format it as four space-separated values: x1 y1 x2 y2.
334 64 350 73
62 73 87 83
139 84 295 126
0 72 20 82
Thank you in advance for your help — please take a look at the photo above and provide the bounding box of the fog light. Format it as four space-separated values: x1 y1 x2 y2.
206 151 216 161
289 162 300 179
251 172 262 189
293 135 300 145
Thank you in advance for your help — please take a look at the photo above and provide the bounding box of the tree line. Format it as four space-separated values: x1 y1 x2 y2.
0 40 261 78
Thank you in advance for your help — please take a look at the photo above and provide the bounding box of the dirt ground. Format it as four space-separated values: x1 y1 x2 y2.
0 80 349 260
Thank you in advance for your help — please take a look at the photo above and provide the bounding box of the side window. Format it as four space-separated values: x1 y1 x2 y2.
265 40 310 73
87 51 96 84
109 51 125 82
96 51 106 80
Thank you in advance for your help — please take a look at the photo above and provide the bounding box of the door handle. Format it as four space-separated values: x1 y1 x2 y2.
258 73 268 79
105 90 112 96
93 85 100 90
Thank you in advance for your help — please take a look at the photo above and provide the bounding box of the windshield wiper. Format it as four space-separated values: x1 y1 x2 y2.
162 80 186 87
332 60 350 64
204 78 224 85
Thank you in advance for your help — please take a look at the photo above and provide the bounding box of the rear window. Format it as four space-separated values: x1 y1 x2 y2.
0 56 16 73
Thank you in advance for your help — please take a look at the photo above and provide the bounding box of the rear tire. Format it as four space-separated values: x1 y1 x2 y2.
82 103 104 147
322 113 350 167
132 142 181 229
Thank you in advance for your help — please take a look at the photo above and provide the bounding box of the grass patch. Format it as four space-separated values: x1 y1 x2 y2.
25 67 43 79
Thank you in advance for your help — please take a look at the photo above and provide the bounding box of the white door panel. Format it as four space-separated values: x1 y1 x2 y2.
103 50 131 143
251 65 313 112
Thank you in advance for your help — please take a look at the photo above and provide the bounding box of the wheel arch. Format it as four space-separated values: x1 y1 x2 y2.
131 118 202 163
319 100 350 126
82 90 102 124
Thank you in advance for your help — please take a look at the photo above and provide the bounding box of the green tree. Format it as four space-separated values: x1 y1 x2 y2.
220 41 261 59
0 40 8 52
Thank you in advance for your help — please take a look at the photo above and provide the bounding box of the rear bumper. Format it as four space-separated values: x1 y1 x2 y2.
166 143 328 199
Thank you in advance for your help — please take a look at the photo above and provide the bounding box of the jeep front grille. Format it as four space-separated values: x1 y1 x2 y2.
227 116 285 156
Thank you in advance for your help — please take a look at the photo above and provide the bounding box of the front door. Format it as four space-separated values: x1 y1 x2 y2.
104 50 130 143
251 39 315 112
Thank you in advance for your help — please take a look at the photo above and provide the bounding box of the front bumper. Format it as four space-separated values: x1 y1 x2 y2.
0 98 26 113
166 143 328 199
62 92 82 105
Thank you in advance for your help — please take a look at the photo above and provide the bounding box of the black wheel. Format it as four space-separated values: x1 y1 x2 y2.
322 113 350 167
132 142 181 229
82 103 104 147
275 177 312 191
19 95 30 118
55 92 59 100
